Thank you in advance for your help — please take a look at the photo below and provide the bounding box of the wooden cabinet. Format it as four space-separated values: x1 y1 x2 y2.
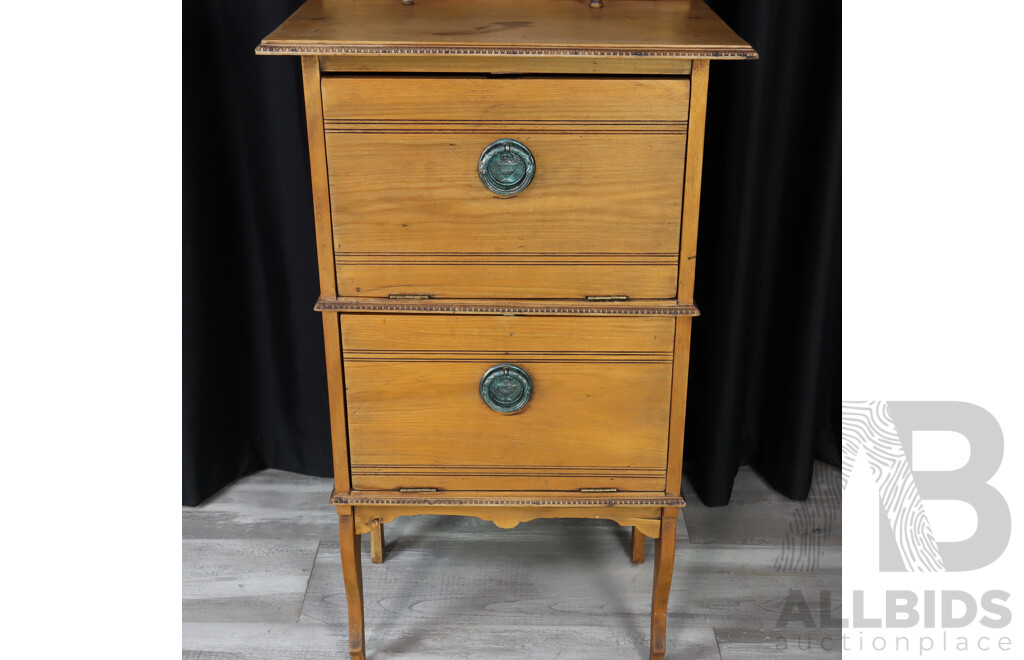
259 1 755 657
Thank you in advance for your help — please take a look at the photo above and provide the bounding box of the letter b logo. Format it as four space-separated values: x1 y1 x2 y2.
842 401 1010 572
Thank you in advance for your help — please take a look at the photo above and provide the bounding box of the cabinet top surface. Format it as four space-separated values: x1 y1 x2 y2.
257 0 756 59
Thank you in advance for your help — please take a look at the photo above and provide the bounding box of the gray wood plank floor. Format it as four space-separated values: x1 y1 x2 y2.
183 463 841 659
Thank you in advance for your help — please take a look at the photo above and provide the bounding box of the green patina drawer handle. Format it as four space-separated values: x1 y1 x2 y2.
478 139 535 196
479 364 533 413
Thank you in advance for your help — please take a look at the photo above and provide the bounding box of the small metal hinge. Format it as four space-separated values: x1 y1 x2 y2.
389 294 430 300
399 487 437 493
580 488 618 493
586 295 628 301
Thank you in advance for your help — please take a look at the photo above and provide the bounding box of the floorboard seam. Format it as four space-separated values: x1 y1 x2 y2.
296 539 322 623
712 625 725 660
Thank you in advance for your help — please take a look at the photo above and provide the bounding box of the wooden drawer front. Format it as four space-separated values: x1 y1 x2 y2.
322 76 689 299
341 314 675 492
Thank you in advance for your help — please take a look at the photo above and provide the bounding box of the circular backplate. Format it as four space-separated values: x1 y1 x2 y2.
479 363 533 413
478 139 536 196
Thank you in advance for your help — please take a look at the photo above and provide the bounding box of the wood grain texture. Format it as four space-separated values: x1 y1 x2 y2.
182 539 319 623
665 317 692 495
650 514 678 659
340 315 674 492
183 624 366 660
344 361 672 491
298 518 724 660
315 296 700 316
257 0 757 60
301 56 337 299
184 622 723 660
332 491 685 507
303 512 841 635
337 515 365 659
369 524 384 564
182 467 840 659
321 76 689 123
670 546 841 630
297 523 840 655
321 312 351 493
632 526 646 564
682 463 842 552
182 469 336 540
321 76 686 298
252 6 761 657
715 629 841 659
323 135 683 250
352 505 666 537
309 60 350 494
336 261 678 299
322 133 685 246
677 58 709 304
319 54 694 75
342 314 674 353
348 469 666 493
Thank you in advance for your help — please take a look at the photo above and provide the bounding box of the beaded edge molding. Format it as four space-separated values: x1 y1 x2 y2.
256 44 757 59
314 298 700 316
331 494 687 506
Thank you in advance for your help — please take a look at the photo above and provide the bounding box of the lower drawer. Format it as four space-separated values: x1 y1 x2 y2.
340 314 675 492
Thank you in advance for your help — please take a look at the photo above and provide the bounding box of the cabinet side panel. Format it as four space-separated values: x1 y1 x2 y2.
322 311 352 492
677 59 709 304
302 56 339 298
306 56 350 492
665 317 692 495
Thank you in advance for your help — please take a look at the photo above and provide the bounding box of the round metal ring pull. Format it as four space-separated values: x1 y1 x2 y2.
479 364 533 413
478 139 535 196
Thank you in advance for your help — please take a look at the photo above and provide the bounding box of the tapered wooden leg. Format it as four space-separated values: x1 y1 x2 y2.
631 526 646 564
370 523 385 564
650 513 678 660
338 514 366 660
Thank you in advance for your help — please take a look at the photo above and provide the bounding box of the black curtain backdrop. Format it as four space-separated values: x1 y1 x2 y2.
183 0 840 507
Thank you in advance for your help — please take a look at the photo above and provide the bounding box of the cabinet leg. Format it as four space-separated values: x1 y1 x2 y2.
370 523 385 564
631 526 645 564
649 514 678 660
338 514 366 660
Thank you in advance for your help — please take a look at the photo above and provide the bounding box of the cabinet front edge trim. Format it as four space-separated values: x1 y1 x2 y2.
257 44 757 59
331 490 686 507
314 297 699 316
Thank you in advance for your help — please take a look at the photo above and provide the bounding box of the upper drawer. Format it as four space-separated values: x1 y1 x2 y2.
321 76 689 299
321 76 689 123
